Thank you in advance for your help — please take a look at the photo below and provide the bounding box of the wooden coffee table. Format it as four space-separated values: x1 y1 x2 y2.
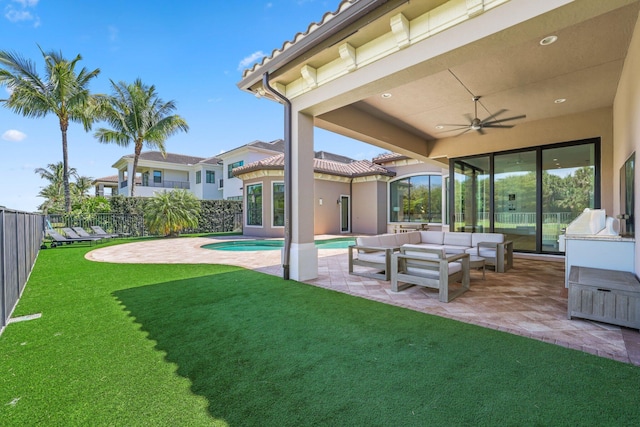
468 255 486 280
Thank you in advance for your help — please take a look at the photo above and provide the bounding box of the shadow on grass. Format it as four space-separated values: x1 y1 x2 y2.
114 269 640 426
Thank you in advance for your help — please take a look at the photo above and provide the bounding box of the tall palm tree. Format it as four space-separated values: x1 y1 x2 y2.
94 79 189 196
0 47 101 212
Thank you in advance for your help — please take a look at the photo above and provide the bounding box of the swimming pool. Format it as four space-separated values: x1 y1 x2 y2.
202 237 355 251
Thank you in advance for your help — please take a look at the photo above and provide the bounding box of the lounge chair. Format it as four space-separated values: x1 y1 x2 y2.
90 225 121 238
45 229 97 248
62 227 104 242
73 226 111 239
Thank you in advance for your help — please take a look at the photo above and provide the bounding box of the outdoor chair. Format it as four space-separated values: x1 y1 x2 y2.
90 225 121 238
391 246 470 303
63 228 104 242
45 229 98 248
73 226 111 239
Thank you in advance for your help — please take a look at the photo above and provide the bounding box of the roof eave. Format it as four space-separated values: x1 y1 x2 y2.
237 0 390 93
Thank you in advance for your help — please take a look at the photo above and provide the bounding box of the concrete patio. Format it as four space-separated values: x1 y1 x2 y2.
86 236 640 366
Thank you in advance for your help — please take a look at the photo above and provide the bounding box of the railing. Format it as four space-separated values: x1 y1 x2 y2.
1 208 45 334
119 180 190 189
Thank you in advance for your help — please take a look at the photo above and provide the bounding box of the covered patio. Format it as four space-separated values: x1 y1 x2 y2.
86 236 640 365
237 0 640 282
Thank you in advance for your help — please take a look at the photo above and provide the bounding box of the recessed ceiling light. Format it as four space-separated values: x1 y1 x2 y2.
381 93 392 99
554 98 566 104
540 35 558 46
553 158 558 161
435 125 444 129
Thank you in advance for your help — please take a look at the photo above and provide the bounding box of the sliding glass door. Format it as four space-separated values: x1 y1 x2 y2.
450 139 599 254
494 151 537 251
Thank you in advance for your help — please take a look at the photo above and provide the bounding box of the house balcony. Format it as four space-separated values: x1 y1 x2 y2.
119 180 191 196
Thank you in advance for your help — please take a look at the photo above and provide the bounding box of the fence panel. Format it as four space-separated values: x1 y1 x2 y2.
1 208 45 333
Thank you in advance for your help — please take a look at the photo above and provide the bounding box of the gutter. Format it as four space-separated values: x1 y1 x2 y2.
262 72 292 280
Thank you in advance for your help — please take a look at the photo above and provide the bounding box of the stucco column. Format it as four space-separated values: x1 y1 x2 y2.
287 110 318 280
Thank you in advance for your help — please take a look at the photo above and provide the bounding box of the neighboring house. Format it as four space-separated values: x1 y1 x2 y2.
216 139 285 200
111 151 223 199
234 151 448 237
236 0 640 281
91 175 120 197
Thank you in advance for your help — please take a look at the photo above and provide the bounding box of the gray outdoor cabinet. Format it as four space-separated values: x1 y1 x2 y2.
568 266 640 331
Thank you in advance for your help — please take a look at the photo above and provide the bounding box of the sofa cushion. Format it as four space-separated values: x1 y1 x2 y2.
465 247 497 258
406 262 462 278
356 235 382 253
402 244 444 259
394 231 419 246
471 232 504 247
442 245 468 254
357 252 387 263
443 232 472 247
419 230 444 244
378 233 399 247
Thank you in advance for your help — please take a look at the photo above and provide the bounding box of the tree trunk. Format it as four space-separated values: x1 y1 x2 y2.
130 141 143 197
60 119 71 213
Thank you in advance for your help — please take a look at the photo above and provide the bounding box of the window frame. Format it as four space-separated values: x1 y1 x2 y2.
245 182 263 227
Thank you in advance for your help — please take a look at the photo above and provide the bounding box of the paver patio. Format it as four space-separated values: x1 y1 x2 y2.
86 236 640 365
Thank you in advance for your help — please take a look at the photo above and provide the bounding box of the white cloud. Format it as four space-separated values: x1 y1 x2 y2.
5 9 32 22
5 0 40 27
12 0 40 7
2 129 27 142
108 25 119 42
238 51 266 71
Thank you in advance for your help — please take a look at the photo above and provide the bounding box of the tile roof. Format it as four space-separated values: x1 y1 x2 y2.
372 152 410 164
121 151 208 165
92 175 119 184
241 0 358 78
234 153 395 178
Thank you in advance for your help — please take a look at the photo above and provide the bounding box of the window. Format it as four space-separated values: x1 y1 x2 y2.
389 175 442 223
228 161 243 178
246 183 262 226
153 170 162 183
273 182 285 227
219 178 224 188
206 170 215 184
195 171 202 184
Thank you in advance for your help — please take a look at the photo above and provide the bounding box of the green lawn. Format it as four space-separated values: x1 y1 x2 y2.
1 241 639 426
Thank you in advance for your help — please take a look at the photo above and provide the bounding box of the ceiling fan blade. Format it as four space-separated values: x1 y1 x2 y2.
483 114 526 125
453 128 472 137
463 113 474 123
482 124 514 128
482 108 507 123
438 123 471 127
477 127 486 135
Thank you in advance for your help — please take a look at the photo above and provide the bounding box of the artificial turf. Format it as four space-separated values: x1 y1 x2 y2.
1 241 639 426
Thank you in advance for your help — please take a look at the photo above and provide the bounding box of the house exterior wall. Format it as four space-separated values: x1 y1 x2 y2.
613 12 640 273
241 175 282 238
314 178 350 234
351 180 387 235
222 150 280 200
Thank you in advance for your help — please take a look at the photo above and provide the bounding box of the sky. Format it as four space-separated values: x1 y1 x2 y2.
0 0 383 212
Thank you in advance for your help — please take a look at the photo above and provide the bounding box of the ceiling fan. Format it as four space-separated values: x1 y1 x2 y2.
437 96 526 136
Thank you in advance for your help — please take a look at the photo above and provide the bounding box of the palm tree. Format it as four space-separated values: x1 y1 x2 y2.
94 79 189 196
72 175 94 202
34 161 78 213
0 47 101 212
144 190 200 237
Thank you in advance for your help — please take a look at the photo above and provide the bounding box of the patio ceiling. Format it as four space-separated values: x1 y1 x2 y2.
241 0 640 162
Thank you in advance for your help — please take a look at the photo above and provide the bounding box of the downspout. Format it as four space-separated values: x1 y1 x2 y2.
262 72 292 280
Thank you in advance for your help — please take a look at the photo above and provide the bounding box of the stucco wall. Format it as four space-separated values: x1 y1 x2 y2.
613 11 640 273
352 180 387 235
314 179 350 234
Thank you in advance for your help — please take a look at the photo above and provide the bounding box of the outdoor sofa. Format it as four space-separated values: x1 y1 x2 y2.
348 230 513 280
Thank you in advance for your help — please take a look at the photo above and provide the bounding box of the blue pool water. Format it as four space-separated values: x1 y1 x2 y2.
202 237 355 251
